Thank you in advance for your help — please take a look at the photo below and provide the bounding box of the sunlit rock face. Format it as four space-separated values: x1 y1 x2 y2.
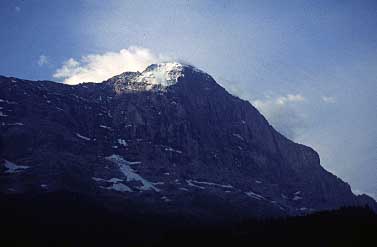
0 64 375 220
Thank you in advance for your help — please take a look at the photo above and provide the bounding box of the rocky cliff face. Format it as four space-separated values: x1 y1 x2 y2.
0 63 375 220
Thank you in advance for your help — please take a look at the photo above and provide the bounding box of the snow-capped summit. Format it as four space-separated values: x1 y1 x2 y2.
135 62 184 89
108 62 211 92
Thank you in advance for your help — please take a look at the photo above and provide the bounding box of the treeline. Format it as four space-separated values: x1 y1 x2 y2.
0 191 376 246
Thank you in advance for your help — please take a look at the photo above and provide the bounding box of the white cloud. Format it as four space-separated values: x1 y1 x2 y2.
321 96 336 103
276 94 305 105
53 47 164 85
15 6 21 12
37 55 49 66
252 94 307 139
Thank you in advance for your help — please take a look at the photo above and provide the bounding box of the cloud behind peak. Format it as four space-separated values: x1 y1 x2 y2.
253 94 307 140
53 47 163 85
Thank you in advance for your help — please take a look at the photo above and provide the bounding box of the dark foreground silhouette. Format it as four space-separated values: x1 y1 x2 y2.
1 191 376 247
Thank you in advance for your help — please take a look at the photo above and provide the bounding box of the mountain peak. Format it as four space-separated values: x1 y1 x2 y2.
137 62 185 88
143 62 184 72
108 62 210 92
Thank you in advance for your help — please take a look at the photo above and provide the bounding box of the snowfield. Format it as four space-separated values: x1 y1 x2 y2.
106 154 160 192
3 160 30 173
135 62 184 89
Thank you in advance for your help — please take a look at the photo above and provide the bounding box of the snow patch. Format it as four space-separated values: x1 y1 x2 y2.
92 177 123 183
0 99 17 104
110 178 124 183
245 191 265 200
293 195 303 201
99 125 112 130
2 122 24 126
76 133 91 141
187 180 233 189
106 154 160 192
92 177 133 192
107 183 133 192
135 62 184 88
117 139 128 147
8 101 17 105
232 133 244 141
92 177 104 182
164 147 183 154
186 180 205 189
160 196 171 202
3 160 30 173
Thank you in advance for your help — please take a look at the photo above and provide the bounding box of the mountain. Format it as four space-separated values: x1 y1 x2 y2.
0 62 375 221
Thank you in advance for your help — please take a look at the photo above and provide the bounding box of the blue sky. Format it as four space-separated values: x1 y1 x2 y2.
1 0 376 198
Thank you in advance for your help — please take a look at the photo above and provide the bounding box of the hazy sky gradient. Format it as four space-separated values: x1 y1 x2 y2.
1 0 376 198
